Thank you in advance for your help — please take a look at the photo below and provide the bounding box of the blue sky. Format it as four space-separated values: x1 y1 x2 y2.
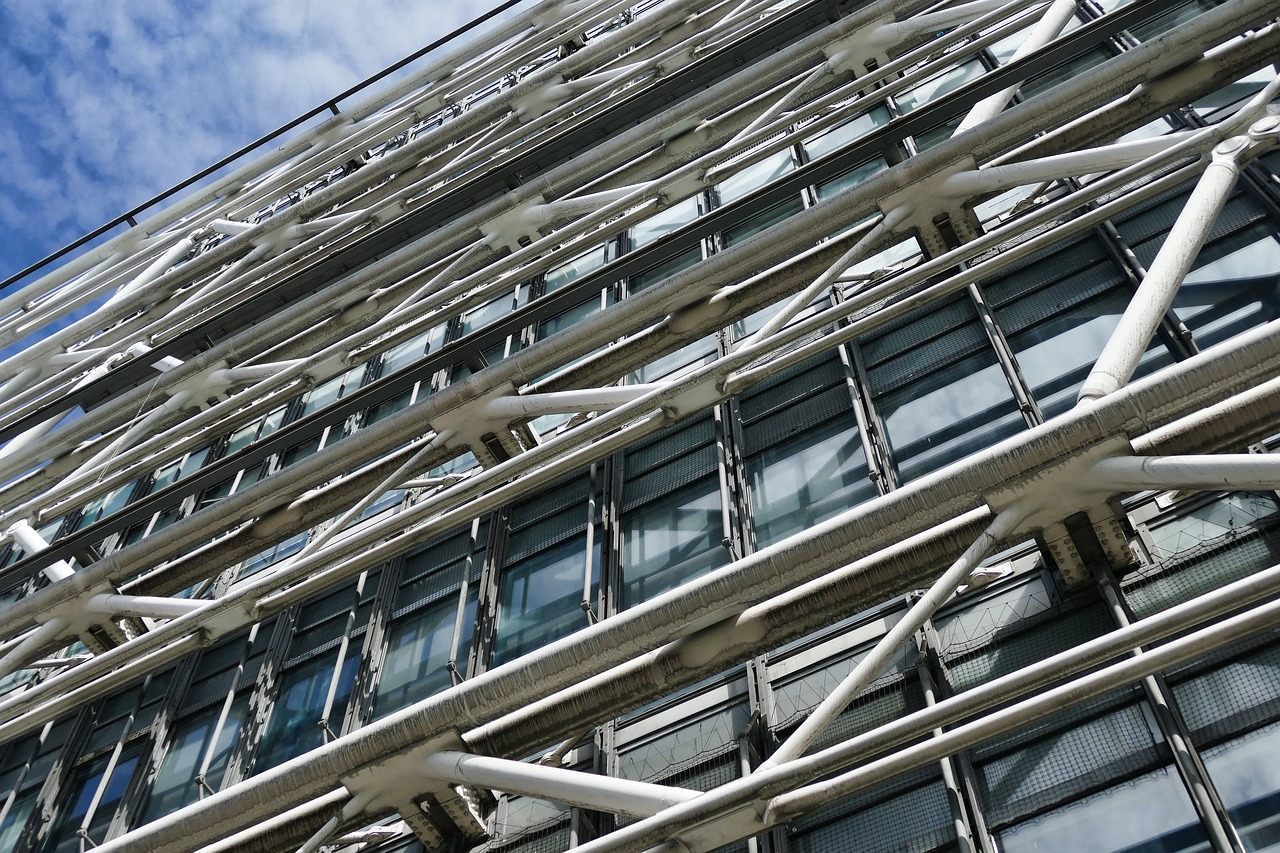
0 0 504 294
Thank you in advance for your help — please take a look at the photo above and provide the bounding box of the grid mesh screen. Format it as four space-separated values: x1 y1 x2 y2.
862 297 990 397
785 765 954 853
971 691 1160 829
1122 519 1280 619
738 355 846 426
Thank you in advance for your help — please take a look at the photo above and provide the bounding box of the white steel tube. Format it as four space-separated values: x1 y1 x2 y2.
1090 453 1280 491
422 750 700 818
84 594 206 621
483 385 665 419
1077 137 1247 403
954 0 1078 133
0 617 68 683
765 592 1280 826
758 504 1025 771
572 556 1280 853
7 520 74 582
0 0 1269 758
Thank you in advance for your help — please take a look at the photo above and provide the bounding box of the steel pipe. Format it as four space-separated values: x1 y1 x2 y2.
422 750 700 818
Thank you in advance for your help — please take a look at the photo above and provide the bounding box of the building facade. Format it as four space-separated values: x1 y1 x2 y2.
0 0 1278 850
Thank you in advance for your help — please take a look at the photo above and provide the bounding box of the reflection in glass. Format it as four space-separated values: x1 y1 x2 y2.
1176 234 1280 351
632 196 700 249
897 60 985 113
0 790 35 851
375 591 477 718
254 650 358 771
143 697 248 821
749 418 873 547
716 149 795 205
623 481 727 607
998 766 1207 853
494 538 590 665
47 752 141 853
802 106 890 160
1006 290 1172 420
1201 723 1280 851
877 350 1024 482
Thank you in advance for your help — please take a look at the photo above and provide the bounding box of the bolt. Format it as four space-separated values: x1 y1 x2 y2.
1249 115 1280 138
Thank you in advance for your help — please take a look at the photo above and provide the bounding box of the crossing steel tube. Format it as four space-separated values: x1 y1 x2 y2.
421 750 700 818
759 504 1026 770
87 313 1280 852
1090 454 1280 491
1077 136 1251 403
764 594 1280 829
559 558 1280 853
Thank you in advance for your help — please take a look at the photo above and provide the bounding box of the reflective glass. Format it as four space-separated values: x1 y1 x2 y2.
374 591 477 718
631 196 700 249
1005 289 1173 420
494 538 590 665
721 197 805 248
544 245 609 292
1149 493 1280 558
379 326 445 375
623 480 727 607
998 766 1207 853
1175 233 1280 352
460 291 515 338
1201 723 1280 851
716 149 795 206
749 417 873 547
142 696 247 821
897 59 985 113
815 158 886 202
254 650 359 771
0 789 35 851
876 348 1024 482
47 752 139 853
802 106 890 161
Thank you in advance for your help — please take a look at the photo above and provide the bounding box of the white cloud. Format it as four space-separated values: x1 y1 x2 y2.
0 0 505 289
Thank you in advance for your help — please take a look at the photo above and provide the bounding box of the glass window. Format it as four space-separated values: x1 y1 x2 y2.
73 480 138 530
376 594 477 717
715 148 795 206
253 579 375 771
495 537 593 665
46 750 142 853
378 325 446 376
0 789 35 851
801 106 890 161
814 158 886 202
300 365 365 418
374 525 484 718
986 236 1175 419
620 418 727 607
225 406 287 456
142 696 248 822
1200 722 1280 850
896 59 985 114
740 357 875 547
544 244 609 292
863 297 1024 482
997 765 1207 853
628 246 702 294
1175 230 1280 352
631 196 700 249
494 474 596 665
1148 493 1280 559
623 481 727 607
460 290 516 339
254 650 359 771
721 197 805 248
